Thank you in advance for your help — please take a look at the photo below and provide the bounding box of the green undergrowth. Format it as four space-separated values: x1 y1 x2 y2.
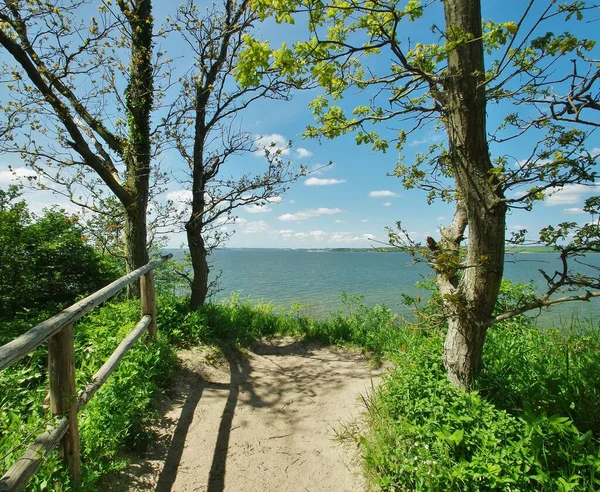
355 290 600 491
2 286 600 491
0 290 405 490
0 298 176 491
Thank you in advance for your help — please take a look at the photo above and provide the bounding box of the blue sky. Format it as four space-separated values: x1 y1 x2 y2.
0 0 598 249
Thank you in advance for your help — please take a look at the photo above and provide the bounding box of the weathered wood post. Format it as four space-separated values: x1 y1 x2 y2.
140 271 157 338
48 324 81 482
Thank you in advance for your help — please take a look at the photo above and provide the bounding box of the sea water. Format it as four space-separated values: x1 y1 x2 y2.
164 248 600 328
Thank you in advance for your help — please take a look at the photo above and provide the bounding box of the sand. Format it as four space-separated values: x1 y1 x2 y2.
114 338 382 492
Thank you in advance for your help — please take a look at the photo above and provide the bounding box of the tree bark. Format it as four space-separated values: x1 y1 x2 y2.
186 133 209 309
187 221 209 310
124 202 149 297
186 79 212 310
439 0 506 389
122 0 153 296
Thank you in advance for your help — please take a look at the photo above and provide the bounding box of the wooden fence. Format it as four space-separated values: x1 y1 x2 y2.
0 254 172 491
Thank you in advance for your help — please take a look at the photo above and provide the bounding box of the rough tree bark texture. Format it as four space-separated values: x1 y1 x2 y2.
186 160 210 310
438 0 506 390
187 82 210 311
187 221 210 310
122 0 153 296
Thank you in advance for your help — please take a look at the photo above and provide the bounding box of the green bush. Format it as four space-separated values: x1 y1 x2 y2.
0 186 121 329
0 299 177 491
480 324 600 436
362 329 600 491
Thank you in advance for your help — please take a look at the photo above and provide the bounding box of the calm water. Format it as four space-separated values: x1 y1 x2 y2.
165 249 600 328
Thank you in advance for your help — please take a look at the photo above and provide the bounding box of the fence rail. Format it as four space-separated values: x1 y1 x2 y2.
0 254 172 491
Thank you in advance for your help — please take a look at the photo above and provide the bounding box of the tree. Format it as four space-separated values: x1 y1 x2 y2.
0 0 156 295
164 0 303 309
244 0 598 389
0 185 120 322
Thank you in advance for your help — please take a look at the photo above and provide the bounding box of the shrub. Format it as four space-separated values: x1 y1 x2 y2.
0 186 121 327
362 329 600 491
480 324 600 436
0 299 177 491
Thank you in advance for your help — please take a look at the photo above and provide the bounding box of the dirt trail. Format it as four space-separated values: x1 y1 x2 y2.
114 339 382 492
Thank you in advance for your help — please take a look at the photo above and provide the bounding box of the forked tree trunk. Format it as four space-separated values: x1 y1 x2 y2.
439 0 506 389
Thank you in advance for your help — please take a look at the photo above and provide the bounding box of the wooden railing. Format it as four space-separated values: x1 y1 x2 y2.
0 254 172 491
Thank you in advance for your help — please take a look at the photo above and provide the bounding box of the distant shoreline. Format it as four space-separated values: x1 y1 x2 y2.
163 246 574 254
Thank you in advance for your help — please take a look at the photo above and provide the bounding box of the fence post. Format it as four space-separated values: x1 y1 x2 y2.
141 271 157 338
48 324 81 483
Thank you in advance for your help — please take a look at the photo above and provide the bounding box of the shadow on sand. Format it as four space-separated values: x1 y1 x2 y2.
120 339 374 492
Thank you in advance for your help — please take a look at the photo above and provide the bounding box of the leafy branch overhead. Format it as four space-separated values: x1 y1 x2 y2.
242 0 597 202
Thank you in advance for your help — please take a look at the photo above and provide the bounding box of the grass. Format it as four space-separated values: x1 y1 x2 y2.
2 285 600 491
0 299 177 491
357 324 600 491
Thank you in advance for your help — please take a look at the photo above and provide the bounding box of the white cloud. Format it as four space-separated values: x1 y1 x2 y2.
166 189 216 213
254 134 290 157
0 167 39 184
510 224 529 230
279 229 294 234
408 134 442 147
544 184 600 206
241 220 269 234
278 207 343 221
309 230 328 240
361 219 369 223
294 232 308 239
369 190 398 198
213 216 236 227
406 231 432 242
330 232 361 242
334 219 346 224
246 204 272 214
329 231 375 243
242 194 282 204
289 199 296 204
437 216 445 221
383 201 391 207
304 177 346 186
564 207 585 214
296 147 313 158
308 163 333 175
166 189 193 204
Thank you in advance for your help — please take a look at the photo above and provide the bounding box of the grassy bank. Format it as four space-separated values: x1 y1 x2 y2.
2 288 600 490
360 324 600 491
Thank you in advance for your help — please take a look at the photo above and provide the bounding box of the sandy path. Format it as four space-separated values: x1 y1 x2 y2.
115 339 381 492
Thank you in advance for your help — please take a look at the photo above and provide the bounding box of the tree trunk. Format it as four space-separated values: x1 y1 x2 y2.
124 201 149 297
187 221 209 310
122 0 154 297
186 82 212 311
439 0 506 389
